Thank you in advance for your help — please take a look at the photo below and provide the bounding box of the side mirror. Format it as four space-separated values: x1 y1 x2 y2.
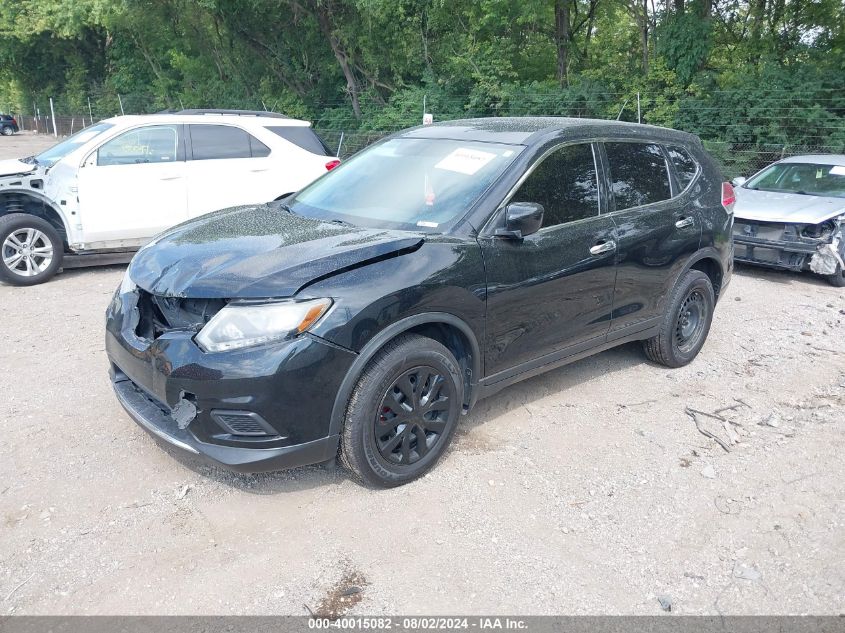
731 177 747 187
495 202 544 239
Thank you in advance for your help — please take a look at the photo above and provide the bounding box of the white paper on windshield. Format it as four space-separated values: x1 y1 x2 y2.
435 147 496 175
417 220 439 228
829 165 845 176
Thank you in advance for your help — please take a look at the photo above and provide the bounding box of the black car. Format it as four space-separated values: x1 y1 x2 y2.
1 114 19 136
105 117 734 487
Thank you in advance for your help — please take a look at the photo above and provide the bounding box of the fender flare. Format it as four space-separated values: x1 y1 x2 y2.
0 188 73 242
327 312 483 437
678 246 726 297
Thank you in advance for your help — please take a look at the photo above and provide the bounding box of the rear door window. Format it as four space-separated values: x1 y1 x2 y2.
264 126 330 156
189 125 267 160
666 145 699 190
605 142 672 210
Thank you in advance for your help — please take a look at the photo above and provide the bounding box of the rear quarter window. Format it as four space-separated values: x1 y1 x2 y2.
265 126 330 156
666 145 700 190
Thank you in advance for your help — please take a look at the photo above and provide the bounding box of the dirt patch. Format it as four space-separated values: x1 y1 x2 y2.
311 568 368 619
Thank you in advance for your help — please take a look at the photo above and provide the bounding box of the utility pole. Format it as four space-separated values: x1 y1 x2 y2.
118 94 125 116
88 97 94 126
637 92 641 124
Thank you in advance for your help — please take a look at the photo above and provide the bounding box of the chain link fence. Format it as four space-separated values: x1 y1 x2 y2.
9 96 845 179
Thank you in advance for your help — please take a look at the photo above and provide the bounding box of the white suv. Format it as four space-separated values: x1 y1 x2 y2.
0 109 338 285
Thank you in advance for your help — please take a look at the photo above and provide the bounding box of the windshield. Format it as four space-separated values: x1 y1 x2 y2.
34 122 115 167
290 138 523 231
745 162 845 199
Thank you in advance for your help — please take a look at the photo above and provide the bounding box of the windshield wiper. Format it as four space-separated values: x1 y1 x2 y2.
327 218 354 227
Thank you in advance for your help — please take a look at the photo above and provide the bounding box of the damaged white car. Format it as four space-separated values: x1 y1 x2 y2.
732 155 845 287
0 109 338 285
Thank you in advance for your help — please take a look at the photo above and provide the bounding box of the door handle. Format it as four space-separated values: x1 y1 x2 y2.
159 175 183 181
675 216 695 229
249 168 269 173
589 240 616 256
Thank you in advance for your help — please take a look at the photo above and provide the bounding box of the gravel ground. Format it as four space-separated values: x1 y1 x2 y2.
1 133 843 615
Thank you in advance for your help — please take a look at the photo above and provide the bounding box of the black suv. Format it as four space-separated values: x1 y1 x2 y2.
106 117 734 487
1 114 19 136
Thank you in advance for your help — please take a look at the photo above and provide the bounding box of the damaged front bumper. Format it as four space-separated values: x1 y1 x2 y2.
733 217 844 275
105 286 356 473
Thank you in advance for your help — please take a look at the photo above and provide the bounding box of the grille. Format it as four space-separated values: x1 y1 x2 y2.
211 410 279 437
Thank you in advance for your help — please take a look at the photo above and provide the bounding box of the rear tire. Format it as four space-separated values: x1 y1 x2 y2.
0 214 63 286
643 270 715 368
1 126 13 136
340 334 463 488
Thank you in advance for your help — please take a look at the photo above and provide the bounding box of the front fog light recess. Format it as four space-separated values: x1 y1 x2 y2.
195 298 332 352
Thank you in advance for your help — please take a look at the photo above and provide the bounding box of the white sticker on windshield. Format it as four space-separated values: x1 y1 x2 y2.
435 147 496 175
417 220 439 228
830 165 845 176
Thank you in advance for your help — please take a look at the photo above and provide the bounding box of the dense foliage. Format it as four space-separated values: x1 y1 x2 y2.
1 0 844 172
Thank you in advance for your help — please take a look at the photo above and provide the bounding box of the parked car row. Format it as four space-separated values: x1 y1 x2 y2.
3 113 843 486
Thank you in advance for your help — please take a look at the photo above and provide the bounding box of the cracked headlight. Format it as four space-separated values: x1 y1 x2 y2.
195 298 332 353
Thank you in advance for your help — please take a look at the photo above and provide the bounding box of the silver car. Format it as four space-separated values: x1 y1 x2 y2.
732 155 845 287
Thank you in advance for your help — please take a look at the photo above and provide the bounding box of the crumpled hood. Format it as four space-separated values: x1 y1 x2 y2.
0 159 37 178
129 204 425 298
734 187 845 224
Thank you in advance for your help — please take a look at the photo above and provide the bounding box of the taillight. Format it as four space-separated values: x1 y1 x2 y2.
325 159 341 171
10 118 16 126
721 182 735 213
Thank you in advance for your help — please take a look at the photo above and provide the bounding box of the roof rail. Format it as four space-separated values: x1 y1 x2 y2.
175 109 290 119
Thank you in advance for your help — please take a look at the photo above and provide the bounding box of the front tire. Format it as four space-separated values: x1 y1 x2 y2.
642 270 715 368
0 214 63 286
340 334 463 487
825 263 845 287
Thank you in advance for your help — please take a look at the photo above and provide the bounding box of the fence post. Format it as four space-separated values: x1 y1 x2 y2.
88 97 94 126
49 98 58 137
118 94 125 116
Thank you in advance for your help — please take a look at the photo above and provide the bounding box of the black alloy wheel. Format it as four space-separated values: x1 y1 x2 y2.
341 334 463 487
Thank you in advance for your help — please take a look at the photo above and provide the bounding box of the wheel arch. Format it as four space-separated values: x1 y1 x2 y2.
0 190 71 250
681 248 725 301
327 312 483 438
